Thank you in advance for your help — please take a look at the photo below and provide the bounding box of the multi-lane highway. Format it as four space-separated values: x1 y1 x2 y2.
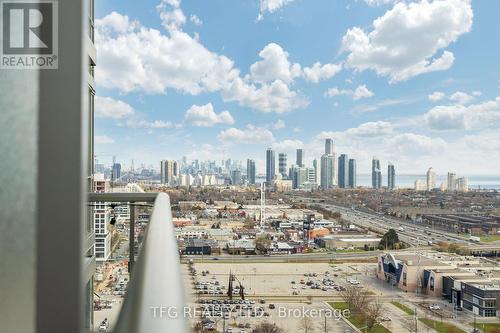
290 195 472 247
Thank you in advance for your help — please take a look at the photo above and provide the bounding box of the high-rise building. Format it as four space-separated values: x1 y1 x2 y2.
93 173 111 261
325 138 334 155
111 162 121 183
457 177 469 192
426 167 436 191
372 157 382 189
266 148 275 183
348 159 357 188
292 167 308 189
296 149 304 167
160 160 178 185
338 154 349 188
415 179 426 191
320 154 336 189
278 153 288 178
246 159 256 185
231 170 242 185
387 163 395 190
312 159 319 184
447 172 457 191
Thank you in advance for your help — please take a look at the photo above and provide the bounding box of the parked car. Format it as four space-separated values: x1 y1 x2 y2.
429 304 440 310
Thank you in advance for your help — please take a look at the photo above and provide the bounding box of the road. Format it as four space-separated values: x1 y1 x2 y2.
182 251 381 263
291 195 473 248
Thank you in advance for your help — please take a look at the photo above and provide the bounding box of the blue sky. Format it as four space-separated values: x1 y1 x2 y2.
94 0 500 175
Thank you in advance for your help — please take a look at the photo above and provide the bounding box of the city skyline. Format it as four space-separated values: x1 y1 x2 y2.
94 0 500 175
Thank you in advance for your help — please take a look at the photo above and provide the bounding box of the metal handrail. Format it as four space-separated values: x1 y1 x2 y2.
112 192 189 333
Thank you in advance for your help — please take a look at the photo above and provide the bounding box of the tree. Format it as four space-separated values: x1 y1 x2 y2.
401 317 417 333
298 316 315 333
379 229 400 249
364 301 384 331
252 322 284 333
255 236 272 253
339 286 369 313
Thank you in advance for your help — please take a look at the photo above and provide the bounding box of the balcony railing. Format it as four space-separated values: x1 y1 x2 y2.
89 192 188 333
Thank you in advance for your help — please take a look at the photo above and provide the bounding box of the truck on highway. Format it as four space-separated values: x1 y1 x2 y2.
469 235 480 243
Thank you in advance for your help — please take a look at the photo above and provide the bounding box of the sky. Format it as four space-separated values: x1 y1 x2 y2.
94 0 500 175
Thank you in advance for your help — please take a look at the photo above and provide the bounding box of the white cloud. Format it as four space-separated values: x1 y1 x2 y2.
184 103 234 127
95 135 115 144
273 119 286 130
325 84 374 100
428 91 445 102
217 125 274 144
249 43 301 84
352 85 375 100
344 121 393 137
424 97 500 131
303 62 342 83
351 97 417 114
190 14 203 26
363 0 401 6
385 133 447 155
258 0 295 19
125 119 173 129
95 96 134 119
96 12 238 95
96 13 307 114
223 78 309 113
272 139 304 152
341 0 473 83
449 91 474 105
157 0 186 32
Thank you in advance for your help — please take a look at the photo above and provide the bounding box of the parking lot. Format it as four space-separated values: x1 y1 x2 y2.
182 262 376 332
185 262 375 299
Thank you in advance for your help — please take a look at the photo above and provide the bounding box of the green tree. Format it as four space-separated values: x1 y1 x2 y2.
379 229 400 250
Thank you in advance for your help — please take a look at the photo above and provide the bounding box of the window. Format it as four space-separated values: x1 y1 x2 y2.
402 272 407 286
484 300 496 308
484 309 496 317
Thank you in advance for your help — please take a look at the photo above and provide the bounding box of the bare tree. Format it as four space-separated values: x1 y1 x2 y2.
298 316 315 333
252 322 285 333
364 301 384 331
401 317 417 333
339 286 369 313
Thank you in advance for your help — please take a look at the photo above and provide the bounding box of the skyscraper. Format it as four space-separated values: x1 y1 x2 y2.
457 177 469 192
313 158 319 184
320 154 336 189
348 159 357 188
278 153 287 178
426 167 436 191
325 138 334 155
112 162 121 183
161 160 177 185
387 163 395 190
338 154 349 188
266 148 275 183
372 157 382 189
231 169 242 185
447 172 457 191
246 159 256 185
296 148 304 167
